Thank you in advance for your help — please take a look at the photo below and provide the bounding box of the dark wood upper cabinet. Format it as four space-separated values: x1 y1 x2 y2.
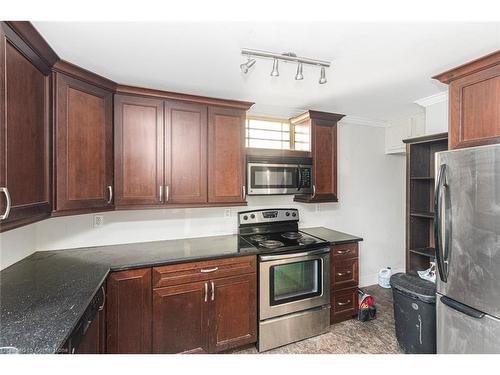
152 281 210 354
208 106 246 204
114 95 164 208
209 273 257 353
106 268 152 354
165 101 208 204
292 110 345 203
433 51 500 150
0 22 53 232
54 72 113 214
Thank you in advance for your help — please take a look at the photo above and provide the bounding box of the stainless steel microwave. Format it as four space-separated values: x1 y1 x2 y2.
247 156 313 195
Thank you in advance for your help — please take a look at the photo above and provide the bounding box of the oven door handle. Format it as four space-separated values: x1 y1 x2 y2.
259 247 330 261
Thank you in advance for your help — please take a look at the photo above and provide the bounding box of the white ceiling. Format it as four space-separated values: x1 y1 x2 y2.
33 22 500 121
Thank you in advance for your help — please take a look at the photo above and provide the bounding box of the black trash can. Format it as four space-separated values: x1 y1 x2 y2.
390 273 436 354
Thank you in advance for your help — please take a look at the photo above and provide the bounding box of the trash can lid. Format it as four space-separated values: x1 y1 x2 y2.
390 273 436 303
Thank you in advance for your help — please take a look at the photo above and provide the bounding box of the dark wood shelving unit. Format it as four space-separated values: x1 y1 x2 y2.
403 132 448 274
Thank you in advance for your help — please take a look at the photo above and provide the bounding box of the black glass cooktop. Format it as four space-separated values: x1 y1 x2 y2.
238 231 328 253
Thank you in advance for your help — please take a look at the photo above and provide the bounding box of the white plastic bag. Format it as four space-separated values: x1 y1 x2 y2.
417 262 436 283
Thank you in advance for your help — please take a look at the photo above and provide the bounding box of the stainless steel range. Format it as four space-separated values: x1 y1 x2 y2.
238 208 331 352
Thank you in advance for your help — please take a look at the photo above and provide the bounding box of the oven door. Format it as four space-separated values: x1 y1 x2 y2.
247 163 312 195
259 248 330 320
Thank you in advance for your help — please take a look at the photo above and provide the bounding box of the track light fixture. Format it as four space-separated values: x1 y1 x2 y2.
319 66 327 84
240 57 256 74
295 63 304 80
240 48 330 85
270 58 279 77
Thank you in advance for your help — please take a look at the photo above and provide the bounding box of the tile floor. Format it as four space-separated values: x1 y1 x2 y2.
235 285 403 354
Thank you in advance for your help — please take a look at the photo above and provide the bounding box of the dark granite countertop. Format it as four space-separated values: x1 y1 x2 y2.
0 227 360 354
300 227 363 244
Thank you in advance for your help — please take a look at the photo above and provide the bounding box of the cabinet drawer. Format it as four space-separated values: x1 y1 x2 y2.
331 287 358 323
153 255 256 288
332 258 358 289
331 242 358 260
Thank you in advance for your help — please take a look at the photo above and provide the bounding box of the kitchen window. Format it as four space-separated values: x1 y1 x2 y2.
245 116 310 151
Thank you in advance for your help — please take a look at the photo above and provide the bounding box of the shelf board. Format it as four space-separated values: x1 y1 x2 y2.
409 247 436 258
410 176 434 180
410 211 435 219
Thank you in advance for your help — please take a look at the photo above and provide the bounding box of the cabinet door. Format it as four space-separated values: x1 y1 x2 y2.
55 73 113 213
209 273 257 353
312 120 338 201
152 282 210 353
165 101 207 204
449 64 500 149
0 24 51 232
208 107 246 204
114 95 164 207
106 268 152 354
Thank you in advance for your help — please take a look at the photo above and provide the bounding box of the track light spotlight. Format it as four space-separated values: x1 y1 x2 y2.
295 63 304 80
318 66 327 84
240 58 256 74
270 58 279 77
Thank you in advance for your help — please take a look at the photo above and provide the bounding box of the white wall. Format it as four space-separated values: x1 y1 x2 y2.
415 91 449 135
0 120 406 286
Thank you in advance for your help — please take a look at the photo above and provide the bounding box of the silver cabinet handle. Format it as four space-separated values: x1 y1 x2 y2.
0 187 11 220
107 186 113 204
200 267 218 273
98 286 106 311
337 300 351 306
312 184 316 198
166 185 169 202
204 282 208 302
159 185 163 202
336 271 352 276
336 249 351 255
211 281 215 301
242 185 246 199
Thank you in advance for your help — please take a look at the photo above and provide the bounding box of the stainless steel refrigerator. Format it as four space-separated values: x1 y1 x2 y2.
435 143 500 354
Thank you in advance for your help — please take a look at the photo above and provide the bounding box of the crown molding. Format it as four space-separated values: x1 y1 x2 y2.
414 91 448 107
339 115 387 128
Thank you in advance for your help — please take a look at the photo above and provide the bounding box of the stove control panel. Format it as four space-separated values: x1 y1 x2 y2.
238 208 299 225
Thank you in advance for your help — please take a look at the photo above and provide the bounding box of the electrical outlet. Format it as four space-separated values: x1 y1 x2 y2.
93 215 104 228
315 204 320 212
224 208 231 218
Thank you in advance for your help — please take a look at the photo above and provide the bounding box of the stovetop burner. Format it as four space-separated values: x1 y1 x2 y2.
299 237 316 245
259 240 285 249
249 234 269 242
281 232 303 240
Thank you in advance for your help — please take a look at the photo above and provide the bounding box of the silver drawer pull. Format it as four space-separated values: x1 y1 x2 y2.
211 281 215 301
0 187 11 220
336 249 351 255
200 267 218 273
337 300 351 306
336 271 352 276
98 286 106 311
204 282 208 302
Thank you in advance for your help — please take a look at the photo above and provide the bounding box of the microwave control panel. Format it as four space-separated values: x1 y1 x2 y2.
301 168 312 188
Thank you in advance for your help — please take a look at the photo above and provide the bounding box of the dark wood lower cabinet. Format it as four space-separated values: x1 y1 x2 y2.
210 273 257 353
331 242 360 324
152 256 257 354
106 268 152 354
107 256 257 354
153 281 210 354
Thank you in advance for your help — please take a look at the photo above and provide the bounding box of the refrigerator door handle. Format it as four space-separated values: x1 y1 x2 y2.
440 296 485 319
434 163 448 282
